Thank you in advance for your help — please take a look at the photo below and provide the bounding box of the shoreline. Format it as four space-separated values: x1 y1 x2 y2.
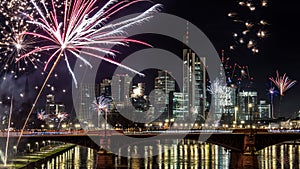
0 143 76 169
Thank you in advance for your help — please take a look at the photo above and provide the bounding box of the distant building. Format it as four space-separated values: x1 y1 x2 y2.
100 79 111 97
258 100 271 119
77 83 100 128
131 83 149 111
169 91 188 120
154 70 175 119
236 90 258 122
111 74 132 108
45 94 65 115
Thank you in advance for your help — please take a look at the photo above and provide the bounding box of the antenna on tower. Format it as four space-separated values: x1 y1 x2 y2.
185 21 189 45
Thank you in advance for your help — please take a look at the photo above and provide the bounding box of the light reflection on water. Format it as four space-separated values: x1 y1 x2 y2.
259 143 300 169
32 141 300 169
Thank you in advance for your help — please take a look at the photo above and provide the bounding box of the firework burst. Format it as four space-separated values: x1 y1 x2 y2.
269 70 296 118
17 0 162 84
92 95 111 112
221 50 254 88
0 0 39 77
92 95 111 128
228 0 270 54
16 0 162 146
269 70 297 96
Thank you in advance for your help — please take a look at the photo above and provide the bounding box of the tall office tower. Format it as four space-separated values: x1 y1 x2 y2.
111 74 132 108
100 79 111 97
77 83 100 127
237 90 258 123
154 70 175 106
182 48 206 120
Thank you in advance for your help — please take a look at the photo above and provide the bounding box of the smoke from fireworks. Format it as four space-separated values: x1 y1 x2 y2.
227 0 269 54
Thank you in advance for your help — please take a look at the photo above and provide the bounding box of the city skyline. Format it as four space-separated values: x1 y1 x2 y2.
2 1 300 169
0 0 300 121
155 0 300 117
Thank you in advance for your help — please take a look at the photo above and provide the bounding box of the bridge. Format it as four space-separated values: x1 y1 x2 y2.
2 129 300 154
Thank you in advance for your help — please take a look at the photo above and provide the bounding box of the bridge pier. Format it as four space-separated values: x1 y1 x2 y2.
98 136 111 150
230 133 259 169
96 149 113 169
230 151 259 169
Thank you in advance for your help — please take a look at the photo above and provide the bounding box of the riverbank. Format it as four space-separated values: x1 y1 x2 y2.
0 143 76 169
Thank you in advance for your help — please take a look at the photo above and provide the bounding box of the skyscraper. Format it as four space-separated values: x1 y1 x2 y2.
154 70 175 120
154 70 175 106
111 74 132 108
182 48 206 120
237 90 258 123
77 83 100 127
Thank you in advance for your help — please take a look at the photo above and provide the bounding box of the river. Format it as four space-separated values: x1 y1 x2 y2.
28 140 300 169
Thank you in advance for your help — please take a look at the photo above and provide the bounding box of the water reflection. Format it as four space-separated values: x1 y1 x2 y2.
258 143 300 169
103 140 231 169
32 141 300 169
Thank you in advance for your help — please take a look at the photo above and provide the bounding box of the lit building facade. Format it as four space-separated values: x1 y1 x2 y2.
45 94 65 115
258 100 271 119
236 90 258 123
100 79 111 97
169 91 188 120
182 48 206 119
111 74 132 108
154 70 175 116
77 83 100 128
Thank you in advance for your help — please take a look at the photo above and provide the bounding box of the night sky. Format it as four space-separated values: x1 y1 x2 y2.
1 0 300 120
158 0 300 118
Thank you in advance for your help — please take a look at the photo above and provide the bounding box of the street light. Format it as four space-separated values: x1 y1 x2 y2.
13 145 17 155
35 142 39 151
49 124 54 131
234 106 238 125
27 143 30 152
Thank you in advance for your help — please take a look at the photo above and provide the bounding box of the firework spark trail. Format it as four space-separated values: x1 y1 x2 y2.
16 0 162 147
